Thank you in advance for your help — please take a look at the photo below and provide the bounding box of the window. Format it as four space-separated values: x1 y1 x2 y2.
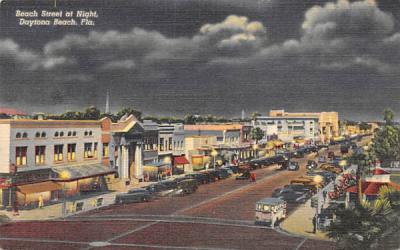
102 143 109 157
89 131 93 136
67 144 76 161
94 143 98 158
60 131 64 137
16 146 27 166
84 143 93 159
41 132 46 138
72 131 77 136
67 131 72 136
22 132 28 138
16 132 21 139
54 145 63 162
35 132 40 138
54 132 59 137
84 131 88 136
35 146 45 165
168 138 172 150
216 136 223 142
159 138 164 151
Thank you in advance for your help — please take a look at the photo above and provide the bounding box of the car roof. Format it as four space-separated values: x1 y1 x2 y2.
256 197 285 205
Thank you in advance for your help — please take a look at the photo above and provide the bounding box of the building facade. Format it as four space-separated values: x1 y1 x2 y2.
0 119 114 210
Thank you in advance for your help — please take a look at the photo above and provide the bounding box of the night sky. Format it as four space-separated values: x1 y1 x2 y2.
1 0 400 120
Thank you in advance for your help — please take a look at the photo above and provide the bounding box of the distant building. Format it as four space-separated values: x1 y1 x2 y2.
0 108 29 119
254 109 339 143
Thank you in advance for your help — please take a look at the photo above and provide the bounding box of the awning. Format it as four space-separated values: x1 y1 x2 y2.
18 181 61 194
174 156 190 166
52 164 116 181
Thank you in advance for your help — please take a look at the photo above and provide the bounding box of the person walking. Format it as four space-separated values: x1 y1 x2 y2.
322 190 327 203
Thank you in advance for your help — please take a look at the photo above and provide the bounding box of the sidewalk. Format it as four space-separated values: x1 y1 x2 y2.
280 199 330 240
0 175 187 222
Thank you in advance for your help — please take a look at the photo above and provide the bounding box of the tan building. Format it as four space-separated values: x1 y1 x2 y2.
184 135 217 171
261 109 339 143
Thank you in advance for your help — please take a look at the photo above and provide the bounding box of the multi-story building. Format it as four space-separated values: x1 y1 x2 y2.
0 118 115 210
158 124 174 163
142 120 159 165
254 110 339 143
184 124 254 165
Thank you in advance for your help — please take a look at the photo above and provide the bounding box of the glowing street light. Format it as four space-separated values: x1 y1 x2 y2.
313 174 324 232
211 150 218 169
339 160 347 172
60 170 71 219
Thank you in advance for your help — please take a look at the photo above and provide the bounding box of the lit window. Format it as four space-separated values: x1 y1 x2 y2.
67 144 76 161
102 143 109 157
84 143 93 159
54 145 63 162
94 143 98 158
35 146 45 165
16 146 27 166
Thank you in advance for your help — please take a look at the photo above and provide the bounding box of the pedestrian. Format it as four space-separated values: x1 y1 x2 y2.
322 190 327 203
312 216 317 234
38 194 44 209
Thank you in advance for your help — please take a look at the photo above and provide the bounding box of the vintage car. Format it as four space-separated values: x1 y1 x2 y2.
255 197 287 227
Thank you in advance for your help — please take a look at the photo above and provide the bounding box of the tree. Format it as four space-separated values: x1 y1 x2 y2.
83 106 101 120
359 122 372 132
116 107 142 121
251 127 264 143
60 111 83 120
251 112 261 121
184 114 196 125
384 109 394 125
327 187 400 249
371 111 400 167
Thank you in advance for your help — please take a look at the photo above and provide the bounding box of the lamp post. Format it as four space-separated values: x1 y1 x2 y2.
211 150 218 169
59 170 71 219
313 175 324 232
339 160 347 173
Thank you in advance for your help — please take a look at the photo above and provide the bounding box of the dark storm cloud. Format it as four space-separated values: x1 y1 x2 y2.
1 0 400 119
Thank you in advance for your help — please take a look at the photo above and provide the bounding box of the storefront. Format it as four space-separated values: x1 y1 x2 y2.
17 181 61 209
173 156 190 173
52 163 116 196
143 162 172 181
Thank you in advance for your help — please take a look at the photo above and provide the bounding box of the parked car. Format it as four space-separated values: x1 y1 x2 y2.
145 182 176 197
277 192 308 204
115 188 152 204
176 179 198 195
204 170 220 182
216 168 231 179
236 171 251 180
293 149 305 158
185 173 209 184
226 165 240 174
306 160 318 170
287 161 299 171
340 144 349 154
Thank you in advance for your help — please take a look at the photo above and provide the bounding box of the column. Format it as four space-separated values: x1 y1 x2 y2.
135 144 143 180
117 146 122 179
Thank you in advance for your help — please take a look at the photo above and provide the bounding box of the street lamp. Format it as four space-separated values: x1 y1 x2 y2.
339 160 347 172
211 150 218 169
59 170 71 219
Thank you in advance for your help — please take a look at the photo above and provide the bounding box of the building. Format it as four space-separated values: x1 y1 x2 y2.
184 124 254 166
109 115 144 184
0 108 29 119
254 109 339 143
0 118 115 210
142 120 159 165
184 135 217 171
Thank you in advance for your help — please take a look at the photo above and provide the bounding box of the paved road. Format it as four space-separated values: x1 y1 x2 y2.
0 140 371 250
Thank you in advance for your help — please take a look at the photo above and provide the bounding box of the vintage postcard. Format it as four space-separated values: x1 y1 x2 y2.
0 0 399 249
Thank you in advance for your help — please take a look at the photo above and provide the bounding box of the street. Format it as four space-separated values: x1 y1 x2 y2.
0 148 345 250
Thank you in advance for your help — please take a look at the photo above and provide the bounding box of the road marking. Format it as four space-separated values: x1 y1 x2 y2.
107 221 159 242
0 237 88 245
295 238 307 250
